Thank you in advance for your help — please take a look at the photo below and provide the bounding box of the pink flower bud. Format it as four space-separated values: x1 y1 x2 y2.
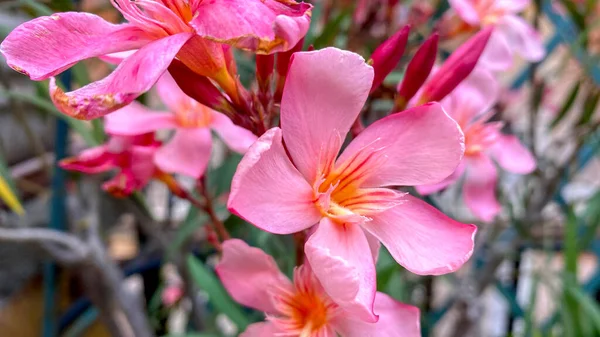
420 26 493 103
396 33 439 110
370 25 411 93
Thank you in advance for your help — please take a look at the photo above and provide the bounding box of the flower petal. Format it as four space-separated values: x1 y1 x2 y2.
499 15 545 62
50 32 194 120
241 322 280 337
190 0 311 53
281 47 374 183
443 67 499 125
210 111 258 153
216 239 292 314
154 128 212 179
488 134 536 174
59 145 113 174
464 155 501 222
363 195 476 275
333 292 421 337
0 12 150 80
416 161 466 195
338 102 464 187
155 71 195 113
479 30 514 71
448 0 481 25
104 101 175 136
305 218 378 323
228 128 322 234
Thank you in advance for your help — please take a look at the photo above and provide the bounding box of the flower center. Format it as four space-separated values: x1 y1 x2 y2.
312 140 403 224
463 121 502 156
112 0 196 37
174 102 213 128
271 267 338 337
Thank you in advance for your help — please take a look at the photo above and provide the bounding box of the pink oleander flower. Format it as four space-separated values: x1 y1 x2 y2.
104 73 257 179
60 134 159 197
227 47 477 321
0 0 312 120
416 68 536 222
448 0 545 70
216 239 421 337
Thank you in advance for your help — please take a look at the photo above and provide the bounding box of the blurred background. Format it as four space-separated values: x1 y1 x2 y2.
1 0 600 336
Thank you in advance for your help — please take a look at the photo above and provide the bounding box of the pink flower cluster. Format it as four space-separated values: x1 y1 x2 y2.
1 0 544 335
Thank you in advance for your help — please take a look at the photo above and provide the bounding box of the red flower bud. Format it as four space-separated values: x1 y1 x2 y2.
256 54 275 94
420 26 493 103
370 25 411 93
396 32 439 110
275 38 304 102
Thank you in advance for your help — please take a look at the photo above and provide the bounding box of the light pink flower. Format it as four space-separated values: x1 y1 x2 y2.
104 73 257 179
416 68 536 222
216 239 421 337
227 47 477 320
60 134 159 197
448 0 545 70
0 0 312 119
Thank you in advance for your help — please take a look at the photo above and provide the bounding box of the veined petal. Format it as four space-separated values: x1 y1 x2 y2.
241 322 281 337
216 239 292 314
104 101 175 136
0 12 151 80
338 102 465 187
190 0 312 54
305 218 378 323
50 32 194 120
488 134 536 174
499 15 545 62
228 128 322 234
281 48 374 183
333 293 421 337
363 195 476 275
210 111 258 153
448 0 481 25
464 155 501 222
154 128 212 179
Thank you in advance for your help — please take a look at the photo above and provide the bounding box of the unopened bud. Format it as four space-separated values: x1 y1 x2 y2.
396 33 438 110
370 25 410 93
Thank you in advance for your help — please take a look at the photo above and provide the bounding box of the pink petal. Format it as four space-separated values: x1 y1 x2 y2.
464 155 501 222
443 67 499 125
365 231 381 264
488 134 536 174
129 145 158 185
241 322 280 337
99 50 138 65
154 128 212 179
448 0 481 25
50 32 194 120
281 48 374 182
363 195 476 275
333 292 421 337
190 0 311 53
104 101 175 136
0 12 150 80
216 239 292 314
416 161 466 195
305 218 378 323
499 15 545 62
479 30 514 71
59 145 113 174
496 0 531 14
210 111 258 153
338 102 465 187
228 128 322 234
155 71 194 113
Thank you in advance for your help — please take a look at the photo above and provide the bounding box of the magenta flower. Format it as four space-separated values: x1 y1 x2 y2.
216 239 421 337
60 134 159 197
0 0 312 119
104 73 257 179
448 0 545 70
417 68 536 222
228 47 477 320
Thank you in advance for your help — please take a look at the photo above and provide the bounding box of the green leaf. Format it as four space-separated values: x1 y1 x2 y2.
312 8 350 49
577 89 600 126
0 89 99 146
20 0 53 16
551 81 580 128
187 255 251 330
0 154 23 215
167 207 207 257
565 282 600 334
207 152 242 197
559 0 585 30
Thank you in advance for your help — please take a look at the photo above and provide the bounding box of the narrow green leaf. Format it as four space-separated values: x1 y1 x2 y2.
167 207 207 256
312 8 350 49
187 255 251 330
577 89 600 126
207 152 242 197
551 81 580 128
0 154 23 215
565 282 600 334
20 0 53 16
0 89 98 146
559 0 585 30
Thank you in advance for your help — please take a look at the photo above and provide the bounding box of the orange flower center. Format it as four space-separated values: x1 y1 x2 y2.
174 102 213 128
